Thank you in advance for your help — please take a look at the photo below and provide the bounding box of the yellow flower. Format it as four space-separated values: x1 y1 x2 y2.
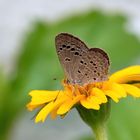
27 65 140 123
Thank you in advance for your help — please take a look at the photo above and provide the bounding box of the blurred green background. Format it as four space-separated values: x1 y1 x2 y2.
0 1 140 140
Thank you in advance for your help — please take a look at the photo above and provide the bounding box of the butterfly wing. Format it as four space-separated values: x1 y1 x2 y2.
55 33 110 85
55 33 88 84
78 48 110 84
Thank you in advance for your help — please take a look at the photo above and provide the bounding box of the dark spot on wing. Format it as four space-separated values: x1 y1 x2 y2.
66 46 71 49
71 48 75 51
65 57 71 62
78 70 81 73
80 60 84 64
62 45 66 48
75 52 79 55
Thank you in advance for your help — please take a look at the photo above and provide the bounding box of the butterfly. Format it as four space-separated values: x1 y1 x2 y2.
55 33 110 85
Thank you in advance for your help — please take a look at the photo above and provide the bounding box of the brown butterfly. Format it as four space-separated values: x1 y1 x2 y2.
55 33 110 85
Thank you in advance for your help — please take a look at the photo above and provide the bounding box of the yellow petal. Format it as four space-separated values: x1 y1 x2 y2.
35 102 54 123
80 97 100 110
132 83 140 88
90 88 107 103
104 90 119 102
121 84 140 97
26 103 43 111
89 96 102 105
57 95 84 115
35 95 68 123
50 107 58 120
50 94 71 120
111 83 127 98
110 66 140 83
29 90 64 105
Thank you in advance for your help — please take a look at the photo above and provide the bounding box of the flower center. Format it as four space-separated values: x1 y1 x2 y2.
63 79 109 97
73 82 104 96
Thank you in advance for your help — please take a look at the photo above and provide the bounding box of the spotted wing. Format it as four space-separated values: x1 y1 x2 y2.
77 48 110 84
55 33 110 85
55 33 88 84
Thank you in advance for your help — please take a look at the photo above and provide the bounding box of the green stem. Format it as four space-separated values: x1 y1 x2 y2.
92 123 108 140
76 102 110 140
